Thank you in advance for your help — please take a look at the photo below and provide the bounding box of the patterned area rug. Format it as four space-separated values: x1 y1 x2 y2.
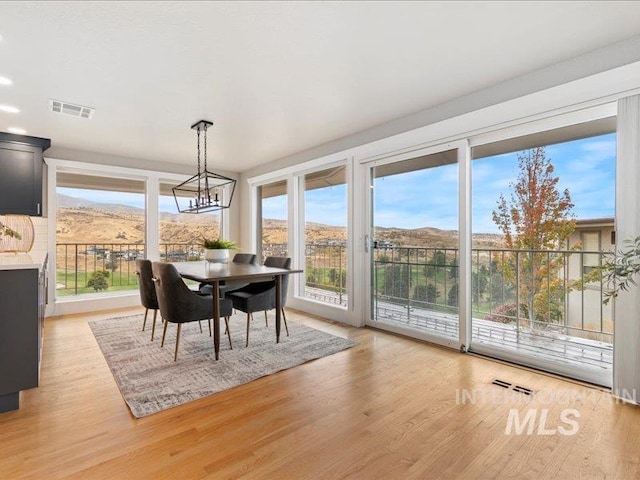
89 314 356 418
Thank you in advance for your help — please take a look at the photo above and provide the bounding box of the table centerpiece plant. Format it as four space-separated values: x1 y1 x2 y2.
201 237 237 263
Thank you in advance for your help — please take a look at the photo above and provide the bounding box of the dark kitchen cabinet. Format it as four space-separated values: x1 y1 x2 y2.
0 132 51 216
0 257 48 413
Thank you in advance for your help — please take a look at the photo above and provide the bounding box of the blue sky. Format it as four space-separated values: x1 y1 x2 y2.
60 133 616 234
472 133 616 233
265 133 616 232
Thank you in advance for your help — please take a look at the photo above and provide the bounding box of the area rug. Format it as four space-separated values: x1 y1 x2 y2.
89 314 356 418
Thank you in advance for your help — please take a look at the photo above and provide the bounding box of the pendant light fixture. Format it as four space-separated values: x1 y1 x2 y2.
172 120 236 213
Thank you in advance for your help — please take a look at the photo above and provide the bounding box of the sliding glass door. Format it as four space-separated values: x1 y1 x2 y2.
469 118 616 386
367 148 460 345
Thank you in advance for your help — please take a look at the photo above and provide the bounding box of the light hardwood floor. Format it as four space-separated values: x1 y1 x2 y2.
1 307 639 479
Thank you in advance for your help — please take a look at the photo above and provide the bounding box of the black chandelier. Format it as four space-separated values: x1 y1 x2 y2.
172 120 236 214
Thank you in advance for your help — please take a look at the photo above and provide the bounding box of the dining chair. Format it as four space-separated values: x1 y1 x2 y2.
200 252 258 296
151 262 234 361
227 256 291 347
135 259 161 341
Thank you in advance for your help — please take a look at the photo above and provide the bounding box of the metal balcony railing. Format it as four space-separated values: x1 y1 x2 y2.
55 243 202 296
56 242 612 348
263 242 348 306
372 246 612 345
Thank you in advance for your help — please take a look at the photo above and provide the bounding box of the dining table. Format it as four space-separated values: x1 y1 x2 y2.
173 261 303 360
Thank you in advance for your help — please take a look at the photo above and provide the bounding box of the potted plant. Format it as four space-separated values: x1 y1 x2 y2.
201 237 237 263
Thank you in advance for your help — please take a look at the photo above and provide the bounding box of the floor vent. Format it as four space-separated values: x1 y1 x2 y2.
513 385 534 396
491 379 512 389
491 379 534 397
49 99 95 119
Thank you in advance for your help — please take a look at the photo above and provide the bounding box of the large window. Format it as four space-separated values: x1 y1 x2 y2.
302 165 347 306
258 179 287 261
159 183 220 262
56 173 146 297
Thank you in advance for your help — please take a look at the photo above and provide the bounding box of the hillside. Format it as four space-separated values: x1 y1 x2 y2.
55 194 504 248
261 219 503 249
56 194 220 245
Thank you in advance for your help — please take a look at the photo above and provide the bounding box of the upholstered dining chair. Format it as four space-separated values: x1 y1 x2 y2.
199 252 258 296
135 259 161 341
151 262 234 361
227 256 291 347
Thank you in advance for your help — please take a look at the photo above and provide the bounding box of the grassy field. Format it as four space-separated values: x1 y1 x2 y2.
56 270 139 296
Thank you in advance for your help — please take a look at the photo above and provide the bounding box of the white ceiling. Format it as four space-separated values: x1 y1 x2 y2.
1 1 640 172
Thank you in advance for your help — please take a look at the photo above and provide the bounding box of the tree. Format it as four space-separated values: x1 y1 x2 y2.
412 283 439 304
472 270 488 303
104 254 119 273
433 250 446 266
492 147 575 250
492 147 576 327
87 270 110 291
448 282 459 307
384 264 409 300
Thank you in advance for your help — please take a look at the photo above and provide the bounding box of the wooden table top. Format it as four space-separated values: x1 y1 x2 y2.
173 261 302 283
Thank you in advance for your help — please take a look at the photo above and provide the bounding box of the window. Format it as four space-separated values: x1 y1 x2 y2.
158 183 220 262
302 165 347 306
258 179 287 261
56 172 146 297
582 231 600 274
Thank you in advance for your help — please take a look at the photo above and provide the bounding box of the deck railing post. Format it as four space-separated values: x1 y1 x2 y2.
73 244 78 295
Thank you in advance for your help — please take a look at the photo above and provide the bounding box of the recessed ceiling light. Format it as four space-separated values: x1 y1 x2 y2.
0 105 20 113
7 127 26 135
0 77 12 86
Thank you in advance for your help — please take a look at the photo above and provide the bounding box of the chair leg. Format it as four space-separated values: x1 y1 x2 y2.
208 318 212 337
151 310 158 341
265 310 268 327
246 313 251 347
161 320 168 347
199 320 203 333
174 324 182 361
282 307 289 336
142 308 148 331
224 316 233 349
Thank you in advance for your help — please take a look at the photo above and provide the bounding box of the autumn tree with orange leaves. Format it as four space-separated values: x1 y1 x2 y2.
492 147 576 328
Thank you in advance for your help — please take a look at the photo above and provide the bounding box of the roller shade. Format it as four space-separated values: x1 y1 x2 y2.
374 149 457 178
57 172 145 193
472 116 616 160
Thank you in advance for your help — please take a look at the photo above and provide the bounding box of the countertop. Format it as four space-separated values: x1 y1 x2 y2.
0 252 48 271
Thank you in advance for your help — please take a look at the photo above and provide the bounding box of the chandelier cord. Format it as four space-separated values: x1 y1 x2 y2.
204 124 208 171
203 124 210 201
197 126 201 205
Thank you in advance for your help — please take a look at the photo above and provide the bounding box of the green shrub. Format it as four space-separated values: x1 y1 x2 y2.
87 270 110 291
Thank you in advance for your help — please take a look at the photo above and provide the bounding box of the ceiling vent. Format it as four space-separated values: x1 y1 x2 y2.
48 99 95 119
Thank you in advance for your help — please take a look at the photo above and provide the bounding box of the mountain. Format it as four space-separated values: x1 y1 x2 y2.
57 193 144 216
55 194 504 248
56 194 219 245
260 219 503 249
